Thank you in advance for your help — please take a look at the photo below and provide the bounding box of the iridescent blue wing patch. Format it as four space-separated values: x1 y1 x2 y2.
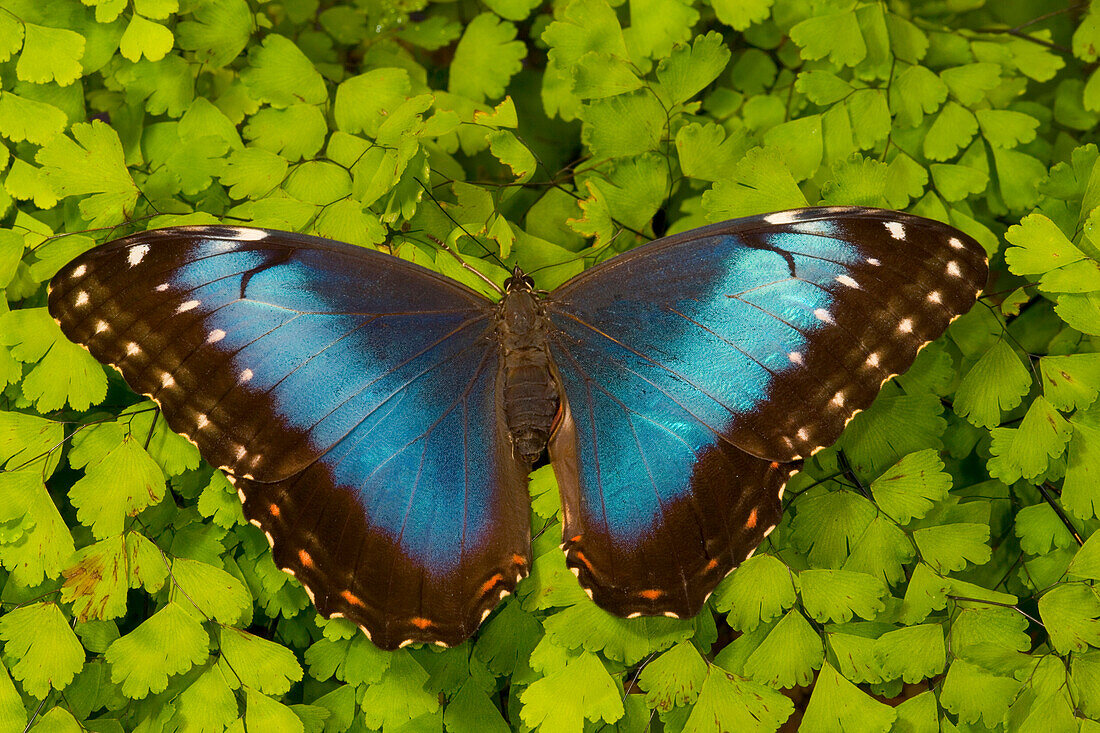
48 227 531 649
545 207 987 618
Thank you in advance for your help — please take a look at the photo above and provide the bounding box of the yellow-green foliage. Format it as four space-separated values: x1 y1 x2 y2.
1 0 1100 730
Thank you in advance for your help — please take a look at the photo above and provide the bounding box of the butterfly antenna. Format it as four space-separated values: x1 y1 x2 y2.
424 233 505 296
549 175 651 242
415 174 508 269
522 226 634 285
519 133 652 243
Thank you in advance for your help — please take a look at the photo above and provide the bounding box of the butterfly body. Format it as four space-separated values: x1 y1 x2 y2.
496 273 560 463
48 207 987 649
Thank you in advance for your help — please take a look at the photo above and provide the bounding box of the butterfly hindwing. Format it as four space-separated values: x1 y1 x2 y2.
49 227 531 649
549 394 793 617
545 207 987 617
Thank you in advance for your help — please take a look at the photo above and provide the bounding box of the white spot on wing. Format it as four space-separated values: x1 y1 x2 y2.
155 283 169 292
898 318 914 333
94 320 108 334
75 291 89 306
884 221 905 240
788 352 804 365
813 308 834 324
128 245 149 267
831 392 845 407
239 368 253 383
230 228 268 241
236 445 247 460
764 211 800 225
928 291 942 303
177 300 200 313
797 427 809 441
125 342 140 356
72 264 86 278
196 414 209 428
949 237 963 249
161 372 175 388
866 352 880 367
835 274 859 289
866 257 881 266
947 261 961 277
207 329 226 343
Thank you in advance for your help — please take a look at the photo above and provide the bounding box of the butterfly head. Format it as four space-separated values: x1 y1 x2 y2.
503 266 535 293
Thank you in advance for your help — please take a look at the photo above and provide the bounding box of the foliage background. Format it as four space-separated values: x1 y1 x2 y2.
1 0 1099 730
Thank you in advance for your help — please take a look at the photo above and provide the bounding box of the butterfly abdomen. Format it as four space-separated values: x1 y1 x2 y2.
498 284 559 463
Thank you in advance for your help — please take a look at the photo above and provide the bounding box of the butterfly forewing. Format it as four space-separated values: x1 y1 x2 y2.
49 226 532 649
544 207 987 618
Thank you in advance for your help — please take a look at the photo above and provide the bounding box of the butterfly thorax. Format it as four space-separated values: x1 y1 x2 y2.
498 271 559 464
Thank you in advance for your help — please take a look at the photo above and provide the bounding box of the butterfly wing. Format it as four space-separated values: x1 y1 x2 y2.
544 207 987 618
49 226 531 649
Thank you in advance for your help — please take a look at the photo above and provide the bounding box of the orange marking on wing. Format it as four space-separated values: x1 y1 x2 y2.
298 549 314 568
341 590 364 606
572 550 595 573
269 503 281 517
551 401 565 432
512 554 527 566
479 573 504 596
639 589 662 600
705 558 719 571
569 534 582 543
410 617 433 629
746 508 758 530
769 461 780 469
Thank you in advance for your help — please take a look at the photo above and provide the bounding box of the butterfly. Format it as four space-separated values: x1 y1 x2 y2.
48 206 987 649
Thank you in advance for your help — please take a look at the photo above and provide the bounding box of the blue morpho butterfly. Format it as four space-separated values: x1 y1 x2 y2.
48 207 987 650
